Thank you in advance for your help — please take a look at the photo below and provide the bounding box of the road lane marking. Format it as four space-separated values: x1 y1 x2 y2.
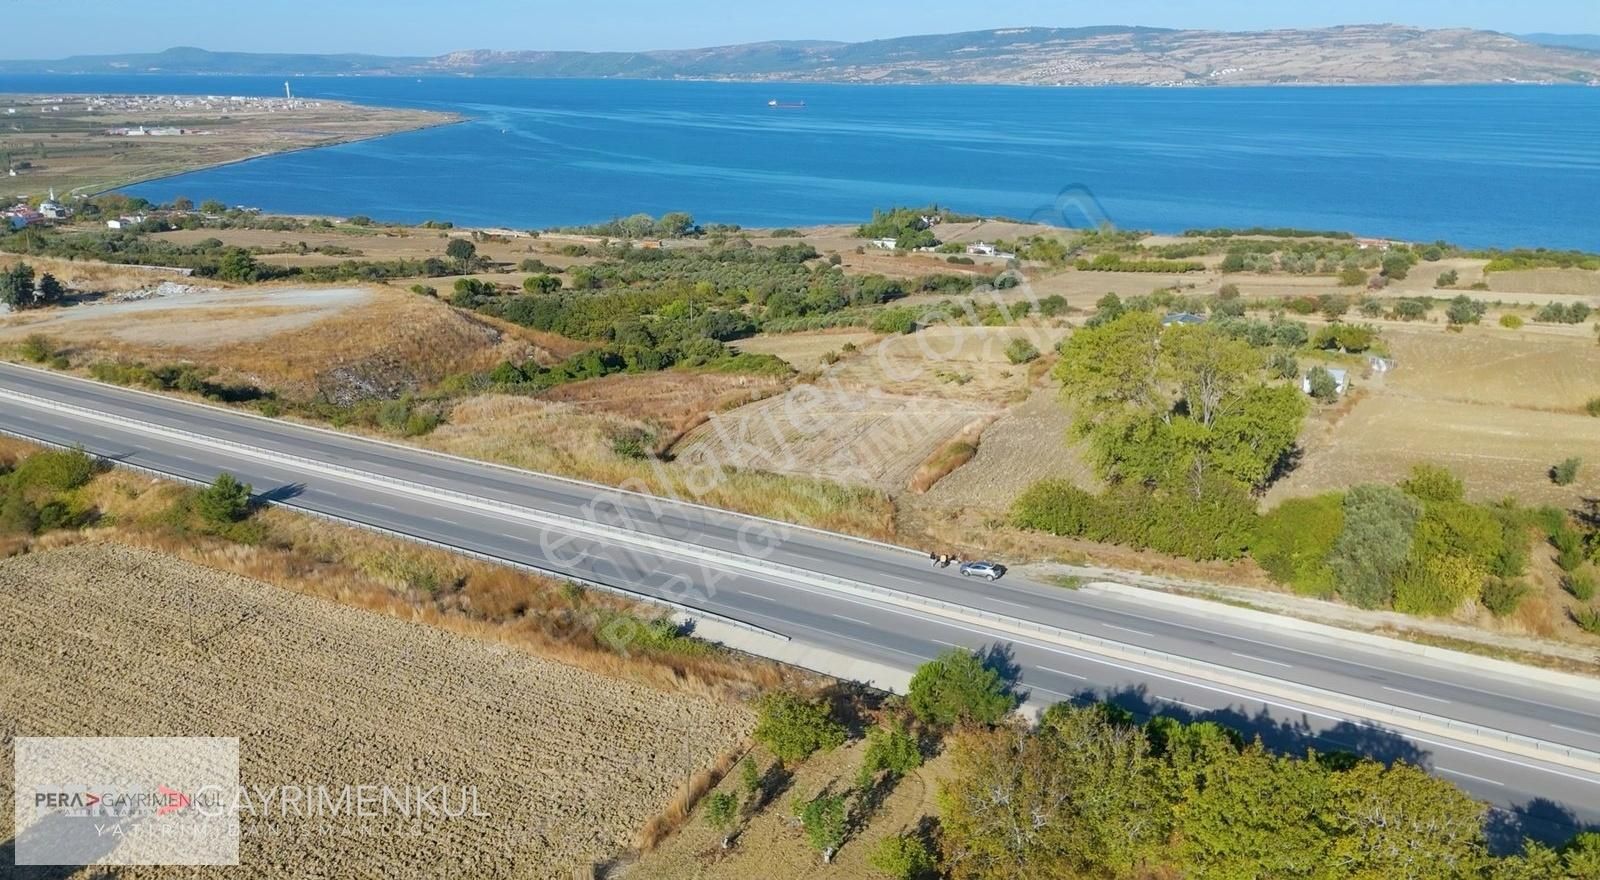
1048 595 1600 719
1101 623 1154 638
1383 686 1452 705
738 591 779 602
932 638 965 649
1436 767 1504 787
1036 666 1088 681
834 612 1600 786
831 614 870 627
1231 651 1294 669
1156 695 1211 713
1551 724 1600 739
982 596 1032 610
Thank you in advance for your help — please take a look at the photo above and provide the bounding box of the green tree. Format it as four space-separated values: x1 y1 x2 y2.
1399 463 1464 503
1339 266 1369 286
906 649 1015 727
1176 743 1336 879
1326 761 1489 878
1164 325 1261 428
753 692 845 764
34 273 64 307
1305 366 1339 403
522 274 561 294
1003 337 1039 365
1328 485 1422 609
1054 311 1167 426
10 447 96 493
217 248 260 283
1552 457 1582 486
1252 493 1344 597
0 262 36 309
1446 294 1484 326
738 757 762 799
199 199 227 215
445 238 478 270
194 472 253 526
869 834 935 880
702 791 738 848
858 721 922 788
1381 252 1413 280
797 793 848 863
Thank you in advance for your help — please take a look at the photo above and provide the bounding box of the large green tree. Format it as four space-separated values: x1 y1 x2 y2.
906 649 1016 728
752 692 845 764
1328 485 1423 609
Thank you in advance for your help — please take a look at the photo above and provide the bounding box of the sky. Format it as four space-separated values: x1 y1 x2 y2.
3 0 1598 57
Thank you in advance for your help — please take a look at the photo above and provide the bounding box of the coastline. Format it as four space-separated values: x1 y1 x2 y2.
83 112 467 199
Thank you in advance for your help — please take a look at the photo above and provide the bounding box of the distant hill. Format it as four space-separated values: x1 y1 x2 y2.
5 26 1600 86
1519 33 1600 53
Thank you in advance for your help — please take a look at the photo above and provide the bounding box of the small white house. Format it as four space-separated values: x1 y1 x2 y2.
869 237 898 250
1302 367 1350 397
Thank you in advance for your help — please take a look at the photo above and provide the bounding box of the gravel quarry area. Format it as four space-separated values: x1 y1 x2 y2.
0 543 753 879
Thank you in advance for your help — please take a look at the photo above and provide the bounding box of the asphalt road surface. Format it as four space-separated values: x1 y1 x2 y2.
2 362 1598 844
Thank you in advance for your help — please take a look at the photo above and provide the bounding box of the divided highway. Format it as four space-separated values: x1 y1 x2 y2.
2 361 1598 840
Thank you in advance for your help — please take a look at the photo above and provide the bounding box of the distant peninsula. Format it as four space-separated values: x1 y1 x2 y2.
4 25 1600 86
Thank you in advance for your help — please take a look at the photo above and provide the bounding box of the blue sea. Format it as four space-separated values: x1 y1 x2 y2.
5 74 1599 249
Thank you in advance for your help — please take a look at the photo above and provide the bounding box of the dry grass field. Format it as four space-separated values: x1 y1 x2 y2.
0 543 753 879
676 326 1062 493
0 282 570 399
421 395 897 540
734 330 881 369
921 387 1100 510
1 94 455 200
1267 325 1600 508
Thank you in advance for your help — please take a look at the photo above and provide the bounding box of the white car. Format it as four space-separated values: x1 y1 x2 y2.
959 561 1007 581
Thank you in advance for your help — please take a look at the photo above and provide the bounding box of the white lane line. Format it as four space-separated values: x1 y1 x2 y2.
369 502 400 512
1551 724 1600 739
932 638 966 649
1057 596 1600 718
1383 686 1452 705
982 596 1033 610
840 609 1600 787
738 591 779 602
1036 666 1088 681
1100 623 1154 638
1231 651 1294 670
831 613 871 627
1156 695 1211 713
1436 767 1505 787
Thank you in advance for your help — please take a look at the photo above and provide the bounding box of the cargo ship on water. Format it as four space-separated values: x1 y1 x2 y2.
767 100 806 109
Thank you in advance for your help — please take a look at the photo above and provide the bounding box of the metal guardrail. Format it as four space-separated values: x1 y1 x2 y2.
0 421 788 643
0 360 925 560
4 388 1597 768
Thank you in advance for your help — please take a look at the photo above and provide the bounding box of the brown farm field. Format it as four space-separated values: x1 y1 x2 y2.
678 326 1064 493
0 543 753 879
1267 325 1600 508
1 94 455 200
